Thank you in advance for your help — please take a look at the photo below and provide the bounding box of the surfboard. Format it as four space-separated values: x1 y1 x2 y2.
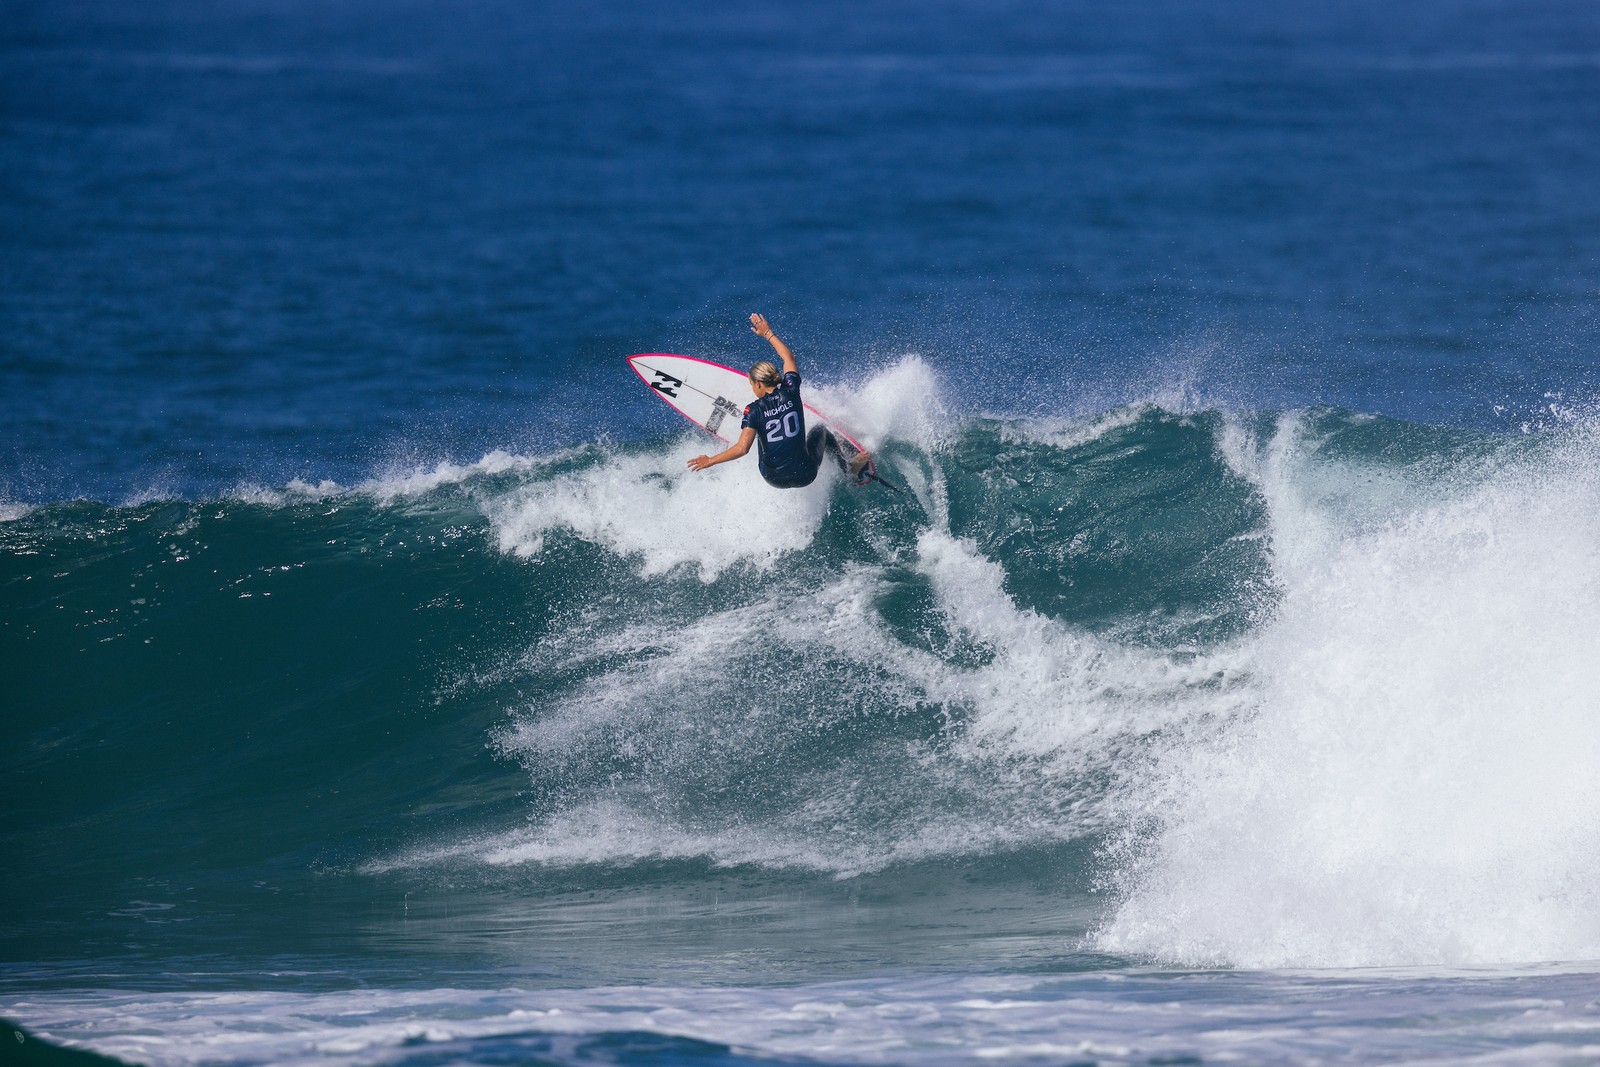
628 353 889 487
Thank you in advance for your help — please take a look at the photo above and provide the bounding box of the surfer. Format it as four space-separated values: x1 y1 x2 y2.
688 313 872 488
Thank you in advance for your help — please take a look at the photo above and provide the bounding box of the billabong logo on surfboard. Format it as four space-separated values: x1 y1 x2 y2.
647 368 683 398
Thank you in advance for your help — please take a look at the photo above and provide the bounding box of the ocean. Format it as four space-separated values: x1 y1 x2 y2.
5 0 1600 1063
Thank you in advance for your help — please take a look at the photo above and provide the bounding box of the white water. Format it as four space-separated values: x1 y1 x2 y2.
1099 417 1600 968
10 968 1600 1067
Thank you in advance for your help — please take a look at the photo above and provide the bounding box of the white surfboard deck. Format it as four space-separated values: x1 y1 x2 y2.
627 353 867 453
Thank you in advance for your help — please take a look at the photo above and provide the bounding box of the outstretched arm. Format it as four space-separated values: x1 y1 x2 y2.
750 313 798 375
688 426 757 471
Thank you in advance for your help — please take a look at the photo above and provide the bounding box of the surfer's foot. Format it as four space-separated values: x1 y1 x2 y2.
848 451 874 485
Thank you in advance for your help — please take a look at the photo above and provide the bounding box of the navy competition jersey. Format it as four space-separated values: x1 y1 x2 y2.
741 371 812 483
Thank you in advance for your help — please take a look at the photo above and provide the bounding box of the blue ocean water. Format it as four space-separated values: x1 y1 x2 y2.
6 0 1600 1063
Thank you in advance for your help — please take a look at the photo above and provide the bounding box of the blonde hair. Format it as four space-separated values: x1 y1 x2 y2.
749 361 781 388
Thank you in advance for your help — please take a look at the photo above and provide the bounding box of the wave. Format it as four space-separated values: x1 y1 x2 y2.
6 359 1600 968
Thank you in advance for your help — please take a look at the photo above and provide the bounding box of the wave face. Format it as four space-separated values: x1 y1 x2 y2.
6 360 1600 971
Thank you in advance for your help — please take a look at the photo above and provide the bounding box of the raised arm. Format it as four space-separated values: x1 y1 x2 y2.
750 313 798 375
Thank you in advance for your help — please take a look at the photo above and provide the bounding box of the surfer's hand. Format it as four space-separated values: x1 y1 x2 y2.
688 454 714 471
749 313 773 339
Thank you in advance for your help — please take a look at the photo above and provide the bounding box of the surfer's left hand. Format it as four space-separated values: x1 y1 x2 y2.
688 454 714 471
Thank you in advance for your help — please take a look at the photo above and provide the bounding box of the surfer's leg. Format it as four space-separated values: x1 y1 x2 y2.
806 427 852 473
805 426 827 466
820 428 874 481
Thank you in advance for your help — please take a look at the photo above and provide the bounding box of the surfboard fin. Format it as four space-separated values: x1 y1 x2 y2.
866 472 903 493
849 455 902 493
